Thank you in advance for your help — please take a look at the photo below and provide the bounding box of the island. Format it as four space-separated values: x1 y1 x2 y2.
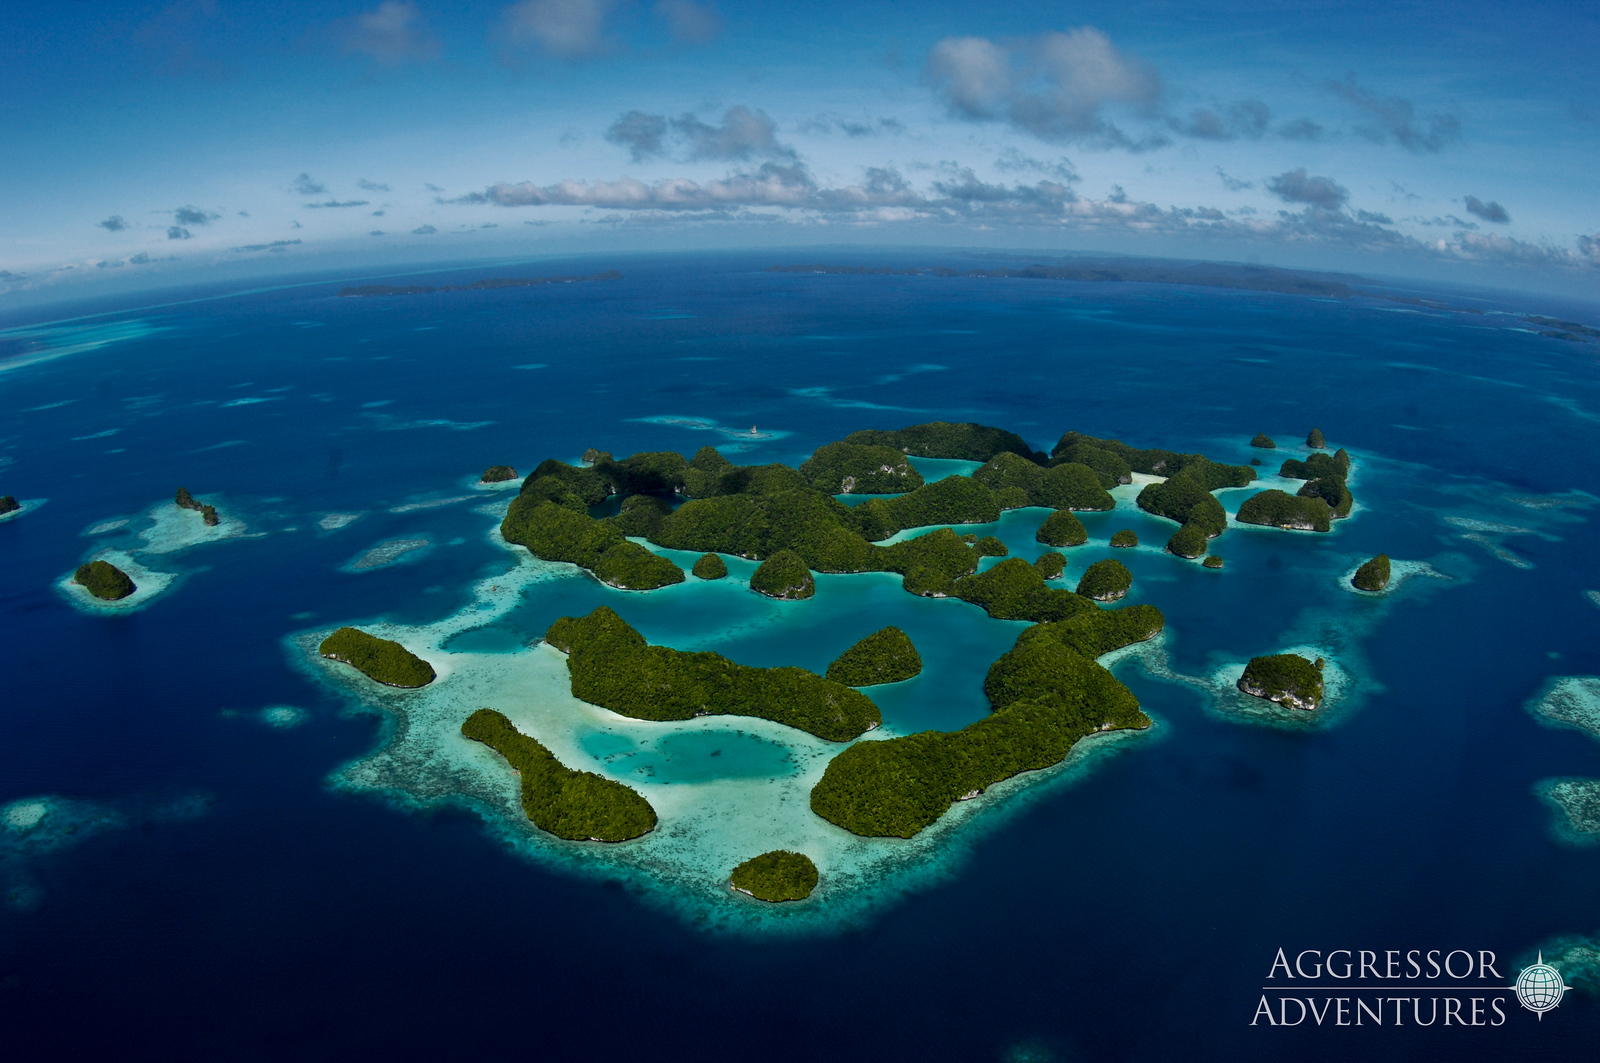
175 486 221 527
1251 433 1276 449
319 627 436 688
1076 559 1132 602
1237 653 1324 710
73 559 135 600
1235 490 1333 532
825 626 922 686
729 850 818 901
337 270 623 297
810 604 1164 837
691 553 728 579
1306 428 1327 449
480 465 518 483
0 495 17 515
1203 556 1224 569
751 549 816 600
1352 554 1391 590
972 452 1114 510
1166 524 1208 558
1036 510 1088 547
545 606 880 741
799 441 923 494
1110 529 1138 548
954 557 1097 621
461 709 656 842
1032 551 1066 579
844 422 1047 463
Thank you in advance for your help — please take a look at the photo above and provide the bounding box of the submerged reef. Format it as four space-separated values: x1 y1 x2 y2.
461 709 656 841
751 549 815 600
729 850 818 902
1237 653 1324 710
480 465 518 483
319 627 436 688
811 605 1163 837
826 626 922 686
1353 554 1391 591
546 606 880 741
1539 779 1600 837
73 559 135 600
691 553 728 580
800 442 923 494
1036 510 1087 547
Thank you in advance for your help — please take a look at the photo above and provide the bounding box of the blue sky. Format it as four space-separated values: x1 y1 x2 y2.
3 0 1597 301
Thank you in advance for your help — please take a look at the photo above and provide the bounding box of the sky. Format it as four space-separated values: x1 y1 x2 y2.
2 0 1597 304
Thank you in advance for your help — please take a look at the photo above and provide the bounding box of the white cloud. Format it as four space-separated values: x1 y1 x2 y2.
502 0 615 59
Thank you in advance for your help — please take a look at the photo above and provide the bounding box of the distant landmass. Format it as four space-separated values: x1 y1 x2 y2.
766 261 1356 298
338 270 622 298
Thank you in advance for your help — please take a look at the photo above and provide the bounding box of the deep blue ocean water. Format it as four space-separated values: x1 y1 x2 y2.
2 251 1600 1060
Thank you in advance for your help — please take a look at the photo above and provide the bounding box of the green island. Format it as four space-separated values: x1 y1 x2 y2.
460 709 656 841
1306 428 1327 449
1036 510 1088 547
729 850 819 901
1077 559 1133 602
73 559 136 600
1110 529 1138 548
480 465 518 483
972 452 1113 511
799 441 923 494
1166 523 1209 558
1237 653 1324 710
810 604 1164 837
0 495 19 515
691 553 728 579
1251 432 1276 449
1203 555 1224 569
1352 553 1391 591
751 549 815 600
843 421 1046 463
1235 489 1333 532
319 626 436 688
1279 449 1350 480
546 606 881 741
176 486 222 527
826 626 922 686
953 557 1098 621
1032 551 1066 579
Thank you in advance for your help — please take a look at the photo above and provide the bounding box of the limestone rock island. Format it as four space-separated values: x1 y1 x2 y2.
480 465 518 483
751 549 815 600
825 626 922 686
73 559 136 600
0 495 18 515
1110 529 1138 548
729 850 819 902
691 553 728 579
1237 653 1324 710
1306 428 1327 449
319 627 436 688
1250 432 1277 449
1352 554 1391 591
1076 559 1132 601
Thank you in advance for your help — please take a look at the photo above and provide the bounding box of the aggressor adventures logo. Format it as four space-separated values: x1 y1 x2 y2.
1251 948 1575 1027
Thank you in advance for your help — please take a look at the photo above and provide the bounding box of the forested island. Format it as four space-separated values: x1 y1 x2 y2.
175 486 220 526
1353 554 1391 590
338 270 622 297
319 627 436 688
0 495 18 515
1237 653 1324 710
480 465 518 483
73 559 135 600
729 850 818 901
826 627 922 686
1235 437 1355 532
462 709 656 842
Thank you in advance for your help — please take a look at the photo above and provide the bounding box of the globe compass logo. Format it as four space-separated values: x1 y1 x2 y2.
1514 954 1572 1020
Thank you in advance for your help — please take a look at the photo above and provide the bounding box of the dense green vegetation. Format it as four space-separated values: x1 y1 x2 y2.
1048 439 1132 488
799 442 924 494
1352 554 1391 591
175 486 200 511
73 559 135 600
1076 559 1133 601
1306 428 1327 449
1136 475 1227 534
546 606 880 741
953 557 1097 621
826 626 922 686
1235 490 1332 532
810 605 1162 837
593 541 687 590
1203 555 1224 569
1053 431 1255 489
500 490 687 590
612 494 672 537
1251 433 1277 449
729 850 818 901
1279 451 1350 480
0 495 17 515
691 553 728 579
1237 653 1324 710
1166 524 1209 558
973 453 1114 510
1110 529 1138 548
1036 510 1087 547
461 709 656 842
481 465 518 483
853 475 1002 539
751 549 815 599
1033 551 1066 579
1297 476 1353 518
200 504 218 527
844 422 1046 463
319 626 436 687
